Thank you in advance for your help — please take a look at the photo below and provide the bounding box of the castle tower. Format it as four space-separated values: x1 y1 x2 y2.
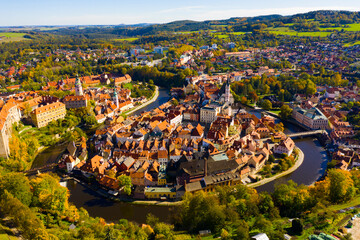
75 75 83 96
113 87 119 108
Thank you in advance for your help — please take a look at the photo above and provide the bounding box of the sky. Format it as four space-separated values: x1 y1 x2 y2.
2 0 360 26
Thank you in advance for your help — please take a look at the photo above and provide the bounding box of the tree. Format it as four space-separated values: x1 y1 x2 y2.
235 220 249 240
171 98 179 106
279 105 293 119
30 174 69 214
117 175 132 195
0 172 32 206
327 169 355 203
241 96 248 105
291 219 303 235
261 99 272 110
248 91 259 103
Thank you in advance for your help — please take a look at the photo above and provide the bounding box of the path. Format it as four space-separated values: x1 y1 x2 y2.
247 147 304 188
125 86 159 115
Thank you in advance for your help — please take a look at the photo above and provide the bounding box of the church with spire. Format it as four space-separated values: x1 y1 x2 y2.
219 77 234 104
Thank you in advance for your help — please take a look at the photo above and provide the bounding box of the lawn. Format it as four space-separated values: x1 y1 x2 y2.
328 195 360 211
112 37 139 42
122 82 133 90
0 32 28 42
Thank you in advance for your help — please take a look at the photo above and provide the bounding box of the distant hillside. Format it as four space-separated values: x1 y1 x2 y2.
29 10 360 38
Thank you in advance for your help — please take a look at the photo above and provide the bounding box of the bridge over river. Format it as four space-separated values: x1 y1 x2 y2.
287 130 325 139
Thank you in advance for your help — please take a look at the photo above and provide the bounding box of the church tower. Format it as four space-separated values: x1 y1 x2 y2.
113 87 119 108
75 75 83 96
224 77 231 103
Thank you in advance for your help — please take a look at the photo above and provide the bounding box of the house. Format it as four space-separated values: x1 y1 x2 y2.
273 137 295 156
64 155 80 173
118 156 136 172
144 187 176 200
252 233 269 240
63 95 88 109
200 106 219 123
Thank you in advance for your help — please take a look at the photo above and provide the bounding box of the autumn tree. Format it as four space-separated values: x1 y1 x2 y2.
327 169 355 203
30 174 69 214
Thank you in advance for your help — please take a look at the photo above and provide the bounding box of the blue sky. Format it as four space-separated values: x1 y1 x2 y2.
2 0 360 26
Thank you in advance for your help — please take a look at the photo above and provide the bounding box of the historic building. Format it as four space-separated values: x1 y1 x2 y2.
30 102 66 128
0 99 22 158
63 95 87 109
75 75 84 96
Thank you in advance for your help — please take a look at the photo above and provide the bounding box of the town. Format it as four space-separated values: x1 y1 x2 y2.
1 8 360 240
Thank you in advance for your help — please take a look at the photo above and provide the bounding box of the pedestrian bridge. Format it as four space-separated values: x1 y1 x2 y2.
287 130 325 139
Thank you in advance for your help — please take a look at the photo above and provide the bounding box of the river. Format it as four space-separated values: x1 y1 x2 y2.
131 88 171 116
34 89 329 223
248 110 329 192
66 180 175 224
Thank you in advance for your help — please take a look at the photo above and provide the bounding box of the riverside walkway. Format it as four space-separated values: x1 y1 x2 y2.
247 147 304 188
125 86 159 116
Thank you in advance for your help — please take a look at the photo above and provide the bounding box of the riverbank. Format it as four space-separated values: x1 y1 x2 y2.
125 86 159 115
247 147 304 188
65 175 182 206
65 147 304 206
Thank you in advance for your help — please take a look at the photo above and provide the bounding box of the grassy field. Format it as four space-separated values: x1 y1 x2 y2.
0 32 28 42
321 23 360 32
232 31 246 35
122 82 133 90
268 29 332 37
344 41 360 47
112 37 139 42
328 195 360 211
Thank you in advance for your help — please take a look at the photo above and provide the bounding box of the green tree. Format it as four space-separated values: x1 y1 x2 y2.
261 99 272 110
279 105 293 119
117 175 132 195
0 172 32 206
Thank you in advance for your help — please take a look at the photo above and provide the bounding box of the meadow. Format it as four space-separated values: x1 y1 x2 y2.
0 32 28 42
112 37 139 42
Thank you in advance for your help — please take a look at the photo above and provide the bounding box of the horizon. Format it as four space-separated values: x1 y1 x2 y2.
1 0 360 27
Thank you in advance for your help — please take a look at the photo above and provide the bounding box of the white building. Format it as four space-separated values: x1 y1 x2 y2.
65 155 80 173
200 106 219 123
273 137 295 156
0 99 22 158
292 107 328 130
153 46 164 54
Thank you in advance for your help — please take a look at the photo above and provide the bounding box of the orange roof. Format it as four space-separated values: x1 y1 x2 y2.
63 95 86 101
32 102 65 115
